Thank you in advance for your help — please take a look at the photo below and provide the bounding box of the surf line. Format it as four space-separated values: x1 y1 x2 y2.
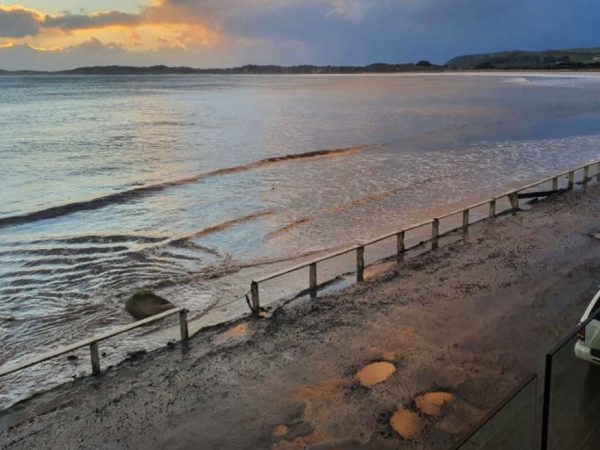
0 144 382 229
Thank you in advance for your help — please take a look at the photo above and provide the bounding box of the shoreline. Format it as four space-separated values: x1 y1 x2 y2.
0 159 567 410
4 70 600 77
3 182 600 448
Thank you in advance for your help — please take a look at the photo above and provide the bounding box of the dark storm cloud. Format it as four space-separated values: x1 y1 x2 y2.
3 0 600 68
0 6 140 38
0 7 41 37
204 0 600 64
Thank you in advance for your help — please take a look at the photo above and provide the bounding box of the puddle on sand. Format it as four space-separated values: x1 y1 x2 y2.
273 425 289 437
415 392 455 416
390 408 423 440
224 323 248 337
355 362 396 388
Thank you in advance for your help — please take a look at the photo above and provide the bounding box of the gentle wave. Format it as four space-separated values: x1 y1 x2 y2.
170 210 274 245
0 145 379 229
267 178 432 238
0 210 275 302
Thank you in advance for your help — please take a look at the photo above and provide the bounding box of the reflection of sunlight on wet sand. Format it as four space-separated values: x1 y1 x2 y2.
272 379 344 450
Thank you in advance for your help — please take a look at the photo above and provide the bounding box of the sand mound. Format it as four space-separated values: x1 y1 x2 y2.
355 362 395 387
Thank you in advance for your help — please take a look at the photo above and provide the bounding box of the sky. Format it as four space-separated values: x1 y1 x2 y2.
1 0 600 70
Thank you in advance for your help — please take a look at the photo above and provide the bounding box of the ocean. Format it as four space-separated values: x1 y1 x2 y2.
2 72 600 407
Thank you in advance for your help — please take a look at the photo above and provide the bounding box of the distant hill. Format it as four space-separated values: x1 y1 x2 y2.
4 47 600 74
0 62 445 76
447 48 600 70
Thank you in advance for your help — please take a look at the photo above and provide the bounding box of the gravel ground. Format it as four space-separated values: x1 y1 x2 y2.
2 185 600 450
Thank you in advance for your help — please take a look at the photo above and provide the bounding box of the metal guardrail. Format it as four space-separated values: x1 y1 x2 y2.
451 373 538 449
249 160 600 313
454 307 600 449
540 305 600 449
0 307 189 378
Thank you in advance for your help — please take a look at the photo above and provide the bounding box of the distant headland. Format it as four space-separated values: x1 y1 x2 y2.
3 47 600 75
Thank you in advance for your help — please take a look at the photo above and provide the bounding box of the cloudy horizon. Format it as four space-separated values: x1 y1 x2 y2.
1 0 600 71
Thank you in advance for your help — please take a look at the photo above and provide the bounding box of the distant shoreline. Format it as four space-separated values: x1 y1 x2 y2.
5 46 600 75
2 65 600 77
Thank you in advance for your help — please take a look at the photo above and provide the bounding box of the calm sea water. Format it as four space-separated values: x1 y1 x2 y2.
2 73 600 407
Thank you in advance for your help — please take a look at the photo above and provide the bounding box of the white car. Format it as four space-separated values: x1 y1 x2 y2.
574 288 600 364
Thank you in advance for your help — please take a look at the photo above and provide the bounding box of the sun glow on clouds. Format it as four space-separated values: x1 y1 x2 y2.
0 2 225 53
6 0 599 71
0 0 365 54
17 24 223 53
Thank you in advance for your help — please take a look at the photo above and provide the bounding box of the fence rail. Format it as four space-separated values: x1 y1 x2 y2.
249 160 600 313
0 307 188 378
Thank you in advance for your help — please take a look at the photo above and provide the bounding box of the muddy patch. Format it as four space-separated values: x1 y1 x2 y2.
390 408 423 440
355 362 396 388
273 425 289 437
415 392 455 416
224 323 248 338
364 261 397 281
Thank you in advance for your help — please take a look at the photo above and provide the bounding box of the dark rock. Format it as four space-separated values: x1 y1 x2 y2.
127 350 147 360
125 290 174 320
67 355 78 362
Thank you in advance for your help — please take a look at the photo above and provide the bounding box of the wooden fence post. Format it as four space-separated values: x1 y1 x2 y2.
552 177 558 192
584 165 589 186
309 262 317 299
509 192 519 211
396 231 405 262
89 342 101 376
250 281 260 315
568 171 574 190
179 309 189 341
356 246 365 282
432 219 440 249
489 199 496 218
462 209 470 234
597 162 600 182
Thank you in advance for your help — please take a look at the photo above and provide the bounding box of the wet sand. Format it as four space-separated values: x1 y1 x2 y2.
3 184 600 449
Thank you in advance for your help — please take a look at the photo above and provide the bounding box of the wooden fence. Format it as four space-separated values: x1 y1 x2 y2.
1 160 598 385
0 307 188 378
249 161 600 313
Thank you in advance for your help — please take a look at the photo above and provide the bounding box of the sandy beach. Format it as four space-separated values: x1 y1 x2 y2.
2 183 600 449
